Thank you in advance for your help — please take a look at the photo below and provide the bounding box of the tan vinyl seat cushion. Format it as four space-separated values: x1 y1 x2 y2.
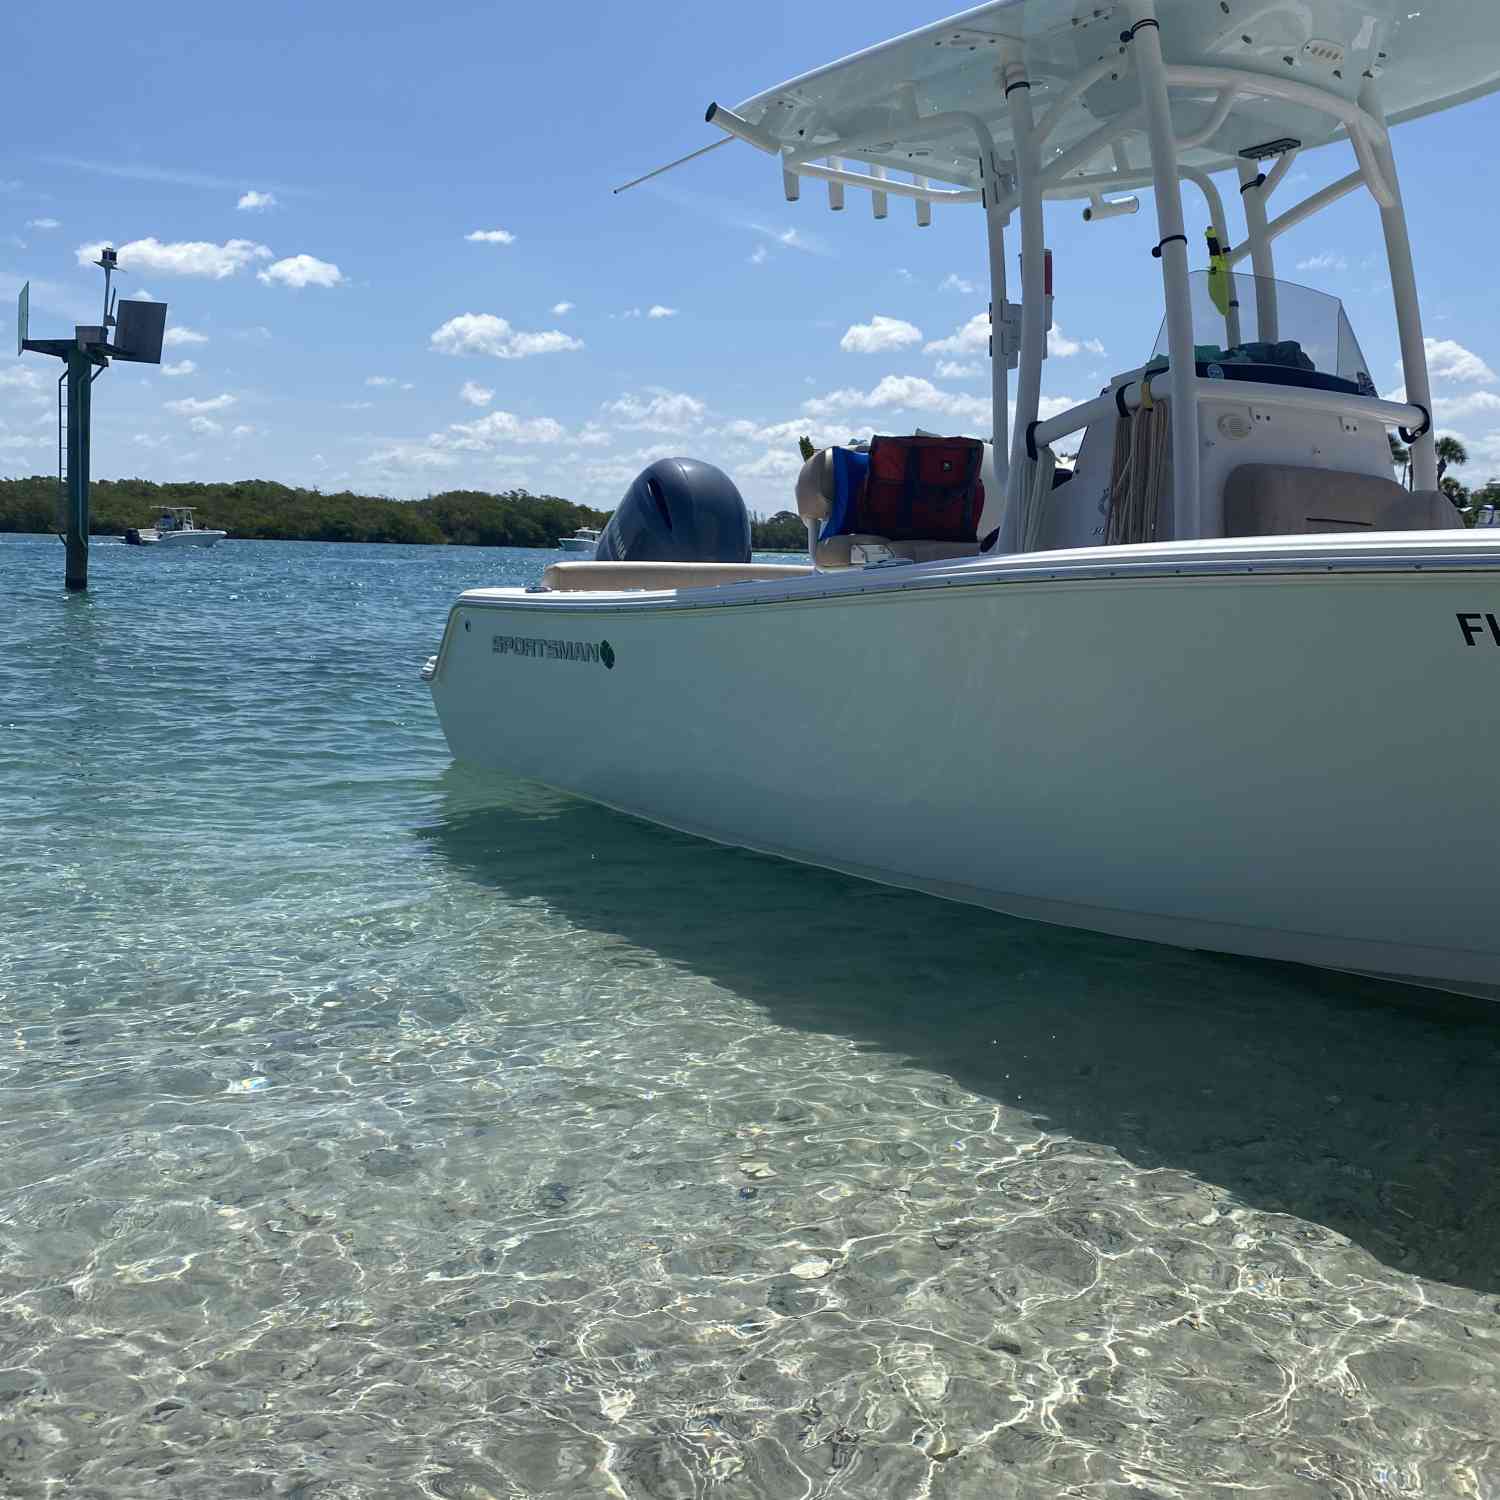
541 561 812 592
814 534 981 568
1223 464 1463 535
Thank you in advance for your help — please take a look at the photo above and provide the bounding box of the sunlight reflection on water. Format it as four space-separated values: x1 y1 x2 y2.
0 534 1497 1498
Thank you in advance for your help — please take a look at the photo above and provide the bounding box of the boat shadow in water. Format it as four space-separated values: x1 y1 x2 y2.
424 772 1500 1294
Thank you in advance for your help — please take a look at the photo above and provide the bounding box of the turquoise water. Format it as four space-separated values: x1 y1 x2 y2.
2 532 1499 1499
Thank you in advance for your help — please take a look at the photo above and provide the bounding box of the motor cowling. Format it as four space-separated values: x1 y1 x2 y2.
594 457 751 563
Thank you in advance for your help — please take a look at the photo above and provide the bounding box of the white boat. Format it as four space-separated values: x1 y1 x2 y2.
558 526 601 554
125 506 227 547
427 0 1500 1000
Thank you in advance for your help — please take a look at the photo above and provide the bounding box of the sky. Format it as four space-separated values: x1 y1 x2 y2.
5 0 1500 515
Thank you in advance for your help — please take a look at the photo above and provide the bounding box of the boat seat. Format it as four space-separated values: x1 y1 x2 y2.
796 445 982 568
1223 464 1464 535
814 534 981 567
540 561 813 592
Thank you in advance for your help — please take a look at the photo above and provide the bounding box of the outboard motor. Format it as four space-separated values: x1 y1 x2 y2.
595 457 750 563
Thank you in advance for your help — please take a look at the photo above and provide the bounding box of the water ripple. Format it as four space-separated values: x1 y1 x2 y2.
0 534 1497 1498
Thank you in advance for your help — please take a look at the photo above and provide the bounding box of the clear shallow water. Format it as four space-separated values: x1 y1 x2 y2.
1 533 1498 1499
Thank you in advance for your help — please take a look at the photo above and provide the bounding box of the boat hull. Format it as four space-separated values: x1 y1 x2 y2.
154 529 225 547
428 536 1500 996
558 538 597 553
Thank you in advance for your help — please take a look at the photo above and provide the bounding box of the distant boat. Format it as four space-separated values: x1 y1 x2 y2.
124 507 227 548
558 526 600 554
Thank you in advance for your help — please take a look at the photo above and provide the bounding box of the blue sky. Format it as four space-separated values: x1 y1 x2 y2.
5 0 1500 514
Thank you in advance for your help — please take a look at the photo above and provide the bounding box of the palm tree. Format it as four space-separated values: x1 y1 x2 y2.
1436 434 1469 487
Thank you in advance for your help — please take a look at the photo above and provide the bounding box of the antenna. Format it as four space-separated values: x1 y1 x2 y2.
94 245 118 327
17 248 170 591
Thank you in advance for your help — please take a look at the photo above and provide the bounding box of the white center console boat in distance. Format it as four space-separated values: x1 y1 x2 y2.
426 0 1500 1002
124 506 227 547
558 526 601 554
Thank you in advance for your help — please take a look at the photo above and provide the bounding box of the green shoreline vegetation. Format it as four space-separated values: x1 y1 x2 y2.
0 476 812 551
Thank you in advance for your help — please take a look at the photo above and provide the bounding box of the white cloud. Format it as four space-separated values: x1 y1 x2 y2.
803 374 990 427
465 229 516 245
365 375 397 387
231 424 257 438
459 380 494 407
620 307 642 319
76 237 272 278
748 244 769 266
602 390 706 432
749 223 832 257
1436 390 1500 423
365 405 569 473
576 423 611 447
1048 325 1106 359
133 434 169 449
165 393 236 415
189 416 222 435
1296 251 1348 273
163 325 207 346
446 410 566 446
368 441 460 472
236 190 277 212
160 359 196 377
342 401 375 410
840 315 923 355
936 361 982 379
257 254 344 289
430 312 583 360
648 305 678 319
25 217 59 230
1425 338 1497 386
0 433 40 451
552 301 575 315
718 416 820 447
0 366 47 405
131 288 158 301
940 273 977 294
924 313 990 357
738 447 805 480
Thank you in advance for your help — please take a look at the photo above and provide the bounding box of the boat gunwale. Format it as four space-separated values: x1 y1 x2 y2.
448 532 1500 616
